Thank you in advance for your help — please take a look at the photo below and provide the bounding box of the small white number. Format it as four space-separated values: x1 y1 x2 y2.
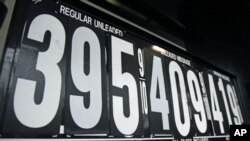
208 74 224 134
138 48 144 77
138 48 148 115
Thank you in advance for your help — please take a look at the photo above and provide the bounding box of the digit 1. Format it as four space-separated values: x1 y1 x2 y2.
218 78 232 125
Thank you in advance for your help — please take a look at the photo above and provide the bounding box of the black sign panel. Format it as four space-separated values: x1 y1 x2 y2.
63 3 108 135
0 0 245 140
144 47 173 138
1 1 66 136
108 35 144 137
144 45 216 140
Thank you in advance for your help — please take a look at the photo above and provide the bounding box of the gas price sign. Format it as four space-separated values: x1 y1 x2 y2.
0 0 244 140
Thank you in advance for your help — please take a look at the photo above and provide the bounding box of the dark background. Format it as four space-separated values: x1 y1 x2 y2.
182 0 250 124
89 0 250 124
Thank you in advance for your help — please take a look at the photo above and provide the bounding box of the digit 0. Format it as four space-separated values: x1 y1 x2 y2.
169 61 190 136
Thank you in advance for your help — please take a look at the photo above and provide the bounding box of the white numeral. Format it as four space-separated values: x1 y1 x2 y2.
169 61 190 136
70 27 102 129
150 56 170 130
138 48 144 77
111 36 139 135
187 70 207 133
227 85 241 125
138 48 148 115
14 14 65 128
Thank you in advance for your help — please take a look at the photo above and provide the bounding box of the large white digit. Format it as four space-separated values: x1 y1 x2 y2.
169 61 190 136
70 27 102 129
218 78 232 125
14 14 65 128
111 36 139 135
150 56 170 130
227 85 241 125
187 70 207 133
208 74 224 134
